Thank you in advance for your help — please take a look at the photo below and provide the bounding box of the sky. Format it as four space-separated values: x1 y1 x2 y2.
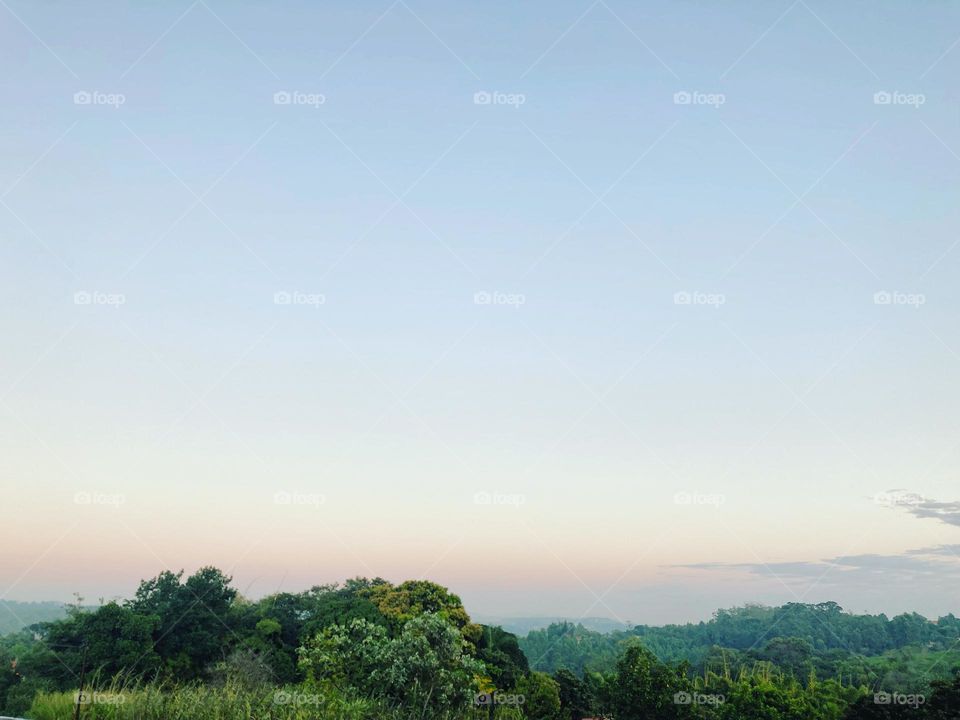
1 0 960 625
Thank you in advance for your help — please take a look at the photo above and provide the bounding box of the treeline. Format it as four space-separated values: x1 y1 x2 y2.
1 568 959 720
520 602 960 691
0 602 68 636
0 568 531 717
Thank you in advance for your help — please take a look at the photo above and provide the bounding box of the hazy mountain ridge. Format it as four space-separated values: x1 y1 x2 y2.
518 601 960 678
473 615 630 636
0 601 66 635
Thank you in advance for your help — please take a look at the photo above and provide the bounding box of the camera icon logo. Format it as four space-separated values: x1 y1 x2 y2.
473 491 492 505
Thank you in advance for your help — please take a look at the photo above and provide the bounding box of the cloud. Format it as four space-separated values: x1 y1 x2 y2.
673 548 960 587
905 544 960 557
673 493 960 592
904 500 960 527
874 490 960 528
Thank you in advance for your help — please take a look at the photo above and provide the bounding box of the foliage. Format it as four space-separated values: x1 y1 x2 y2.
476 624 530 690
520 602 960 694
553 668 592 720
4 567 960 720
364 579 482 646
515 671 561 720
299 613 485 716
604 641 690 720
520 622 624 674
128 566 237 680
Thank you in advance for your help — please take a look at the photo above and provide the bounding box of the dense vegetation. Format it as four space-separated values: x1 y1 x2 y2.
521 602 960 691
0 602 68 636
2 568 958 719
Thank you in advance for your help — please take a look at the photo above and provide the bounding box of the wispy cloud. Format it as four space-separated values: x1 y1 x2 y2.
904 500 960 528
675 550 960 587
872 489 960 529
905 544 960 557
674 494 960 593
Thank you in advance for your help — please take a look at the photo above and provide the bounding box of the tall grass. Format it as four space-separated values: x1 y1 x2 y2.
27 681 374 720
26 681 524 720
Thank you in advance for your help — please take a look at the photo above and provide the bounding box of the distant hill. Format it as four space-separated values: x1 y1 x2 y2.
0 601 67 634
474 615 629 636
518 601 960 681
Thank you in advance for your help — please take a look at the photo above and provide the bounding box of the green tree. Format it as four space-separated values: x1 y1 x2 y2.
607 641 691 720
554 668 591 720
128 567 237 679
926 671 960 719
476 624 529 690
760 637 815 678
365 579 482 645
516 670 561 720
299 612 483 715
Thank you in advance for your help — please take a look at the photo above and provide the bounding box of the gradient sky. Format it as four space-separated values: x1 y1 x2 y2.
2 0 960 624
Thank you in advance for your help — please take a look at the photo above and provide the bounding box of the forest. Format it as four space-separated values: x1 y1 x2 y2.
1 567 958 719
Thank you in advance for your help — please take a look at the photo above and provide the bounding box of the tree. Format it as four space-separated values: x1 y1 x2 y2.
760 637 815 678
207 646 275 689
841 693 920 719
516 671 562 720
476 624 528 690
607 641 691 720
299 613 484 715
128 567 237 679
924 670 960 720
298 617 390 694
300 587 387 639
23 602 159 688
383 613 484 713
554 668 592 720
364 579 482 645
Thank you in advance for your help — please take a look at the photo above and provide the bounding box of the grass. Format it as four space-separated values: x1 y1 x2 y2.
26 681 525 720
27 682 374 720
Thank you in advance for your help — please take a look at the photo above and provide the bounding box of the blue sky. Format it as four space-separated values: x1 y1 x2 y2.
2 0 960 623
